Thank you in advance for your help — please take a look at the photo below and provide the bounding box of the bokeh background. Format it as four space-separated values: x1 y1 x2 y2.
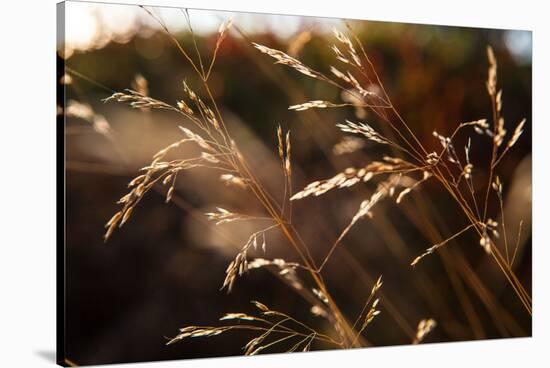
59 1 532 365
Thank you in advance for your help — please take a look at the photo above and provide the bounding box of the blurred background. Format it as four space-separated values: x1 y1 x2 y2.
59 1 532 365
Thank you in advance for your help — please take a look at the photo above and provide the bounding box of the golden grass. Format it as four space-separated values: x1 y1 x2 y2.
89 8 531 356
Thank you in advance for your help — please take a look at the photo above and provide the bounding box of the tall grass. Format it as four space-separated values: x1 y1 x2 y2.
93 7 531 355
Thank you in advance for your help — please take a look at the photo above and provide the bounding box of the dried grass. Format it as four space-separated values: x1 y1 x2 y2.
254 25 530 314
96 11 530 357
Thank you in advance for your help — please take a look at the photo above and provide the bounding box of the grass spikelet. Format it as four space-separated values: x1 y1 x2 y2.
333 136 366 155
289 100 340 111
220 174 249 189
291 160 418 200
330 65 351 83
277 125 284 160
253 43 323 79
350 275 383 346
177 100 194 115
332 28 361 67
205 207 246 225
507 118 526 149
222 225 279 292
412 319 437 344
285 131 292 176
103 89 176 110
177 126 214 152
217 18 233 45
337 120 390 145
219 313 257 321
312 288 329 304
486 46 497 96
